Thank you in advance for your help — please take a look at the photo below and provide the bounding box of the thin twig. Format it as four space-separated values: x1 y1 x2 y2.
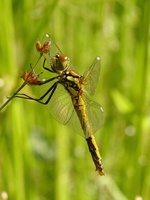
0 54 43 111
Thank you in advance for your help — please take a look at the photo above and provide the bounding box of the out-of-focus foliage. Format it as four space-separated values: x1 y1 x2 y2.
0 0 149 200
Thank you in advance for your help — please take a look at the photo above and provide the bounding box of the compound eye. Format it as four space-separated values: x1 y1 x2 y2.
57 54 69 70
51 54 69 73
58 54 68 62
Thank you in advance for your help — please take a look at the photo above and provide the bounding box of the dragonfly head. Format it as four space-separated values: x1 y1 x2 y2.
51 54 69 73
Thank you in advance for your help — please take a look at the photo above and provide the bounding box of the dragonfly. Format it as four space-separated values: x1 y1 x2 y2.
14 34 105 175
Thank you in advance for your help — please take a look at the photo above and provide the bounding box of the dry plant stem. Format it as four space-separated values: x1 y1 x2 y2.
0 54 43 111
0 82 27 111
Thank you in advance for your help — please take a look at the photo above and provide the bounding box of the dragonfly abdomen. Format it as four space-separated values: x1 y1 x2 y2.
74 97 104 176
86 135 104 175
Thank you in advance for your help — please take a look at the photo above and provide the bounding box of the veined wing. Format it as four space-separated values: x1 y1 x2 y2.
40 83 74 124
85 97 104 136
72 93 104 137
45 34 78 73
83 56 101 96
45 34 62 57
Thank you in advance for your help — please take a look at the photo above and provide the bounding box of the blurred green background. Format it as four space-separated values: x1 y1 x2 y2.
0 0 149 200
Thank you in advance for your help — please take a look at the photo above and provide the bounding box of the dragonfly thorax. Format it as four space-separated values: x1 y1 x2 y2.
51 54 69 74
59 69 83 99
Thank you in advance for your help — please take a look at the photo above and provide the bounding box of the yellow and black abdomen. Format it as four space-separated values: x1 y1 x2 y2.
74 96 104 175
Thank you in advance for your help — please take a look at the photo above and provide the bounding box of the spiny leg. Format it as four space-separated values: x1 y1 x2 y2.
14 82 58 105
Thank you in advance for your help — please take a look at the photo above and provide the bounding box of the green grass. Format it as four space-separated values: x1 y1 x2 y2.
0 0 150 199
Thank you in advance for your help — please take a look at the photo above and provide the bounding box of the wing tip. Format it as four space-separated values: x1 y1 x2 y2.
96 56 101 61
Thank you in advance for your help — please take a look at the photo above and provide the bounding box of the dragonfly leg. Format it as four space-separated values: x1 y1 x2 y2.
42 58 54 73
14 82 58 105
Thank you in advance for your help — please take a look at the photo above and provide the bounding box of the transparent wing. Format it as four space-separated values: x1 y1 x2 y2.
45 34 62 57
85 97 104 134
40 83 74 125
72 94 104 137
83 56 101 96
46 34 78 73
72 111 83 136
